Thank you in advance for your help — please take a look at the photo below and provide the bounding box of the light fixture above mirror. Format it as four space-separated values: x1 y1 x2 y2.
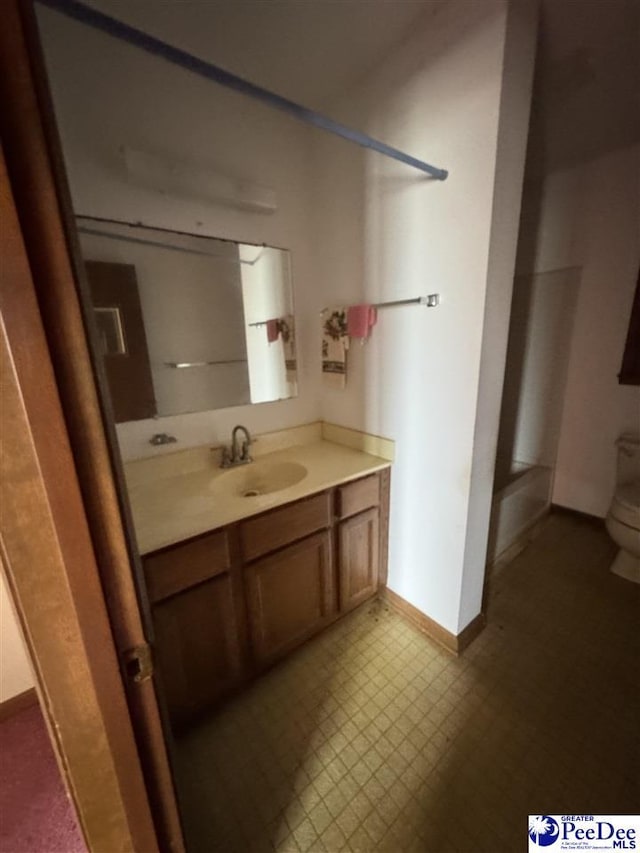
121 146 278 214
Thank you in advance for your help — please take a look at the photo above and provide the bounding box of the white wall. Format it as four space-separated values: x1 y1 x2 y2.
459 0 538 628
314 0 536 634
1 570 34 703
495 268 580 479
516 144 640 516
38 5 320 461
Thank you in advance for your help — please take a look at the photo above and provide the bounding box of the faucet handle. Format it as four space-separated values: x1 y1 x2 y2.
220 446 231 468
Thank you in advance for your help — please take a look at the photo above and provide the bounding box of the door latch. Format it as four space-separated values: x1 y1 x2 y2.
123 643 153 683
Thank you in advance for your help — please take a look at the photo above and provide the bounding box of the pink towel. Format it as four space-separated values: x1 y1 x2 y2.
266 319 280 343
347 304 377 339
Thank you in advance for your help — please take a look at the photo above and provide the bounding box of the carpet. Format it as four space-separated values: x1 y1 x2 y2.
0 703 85 853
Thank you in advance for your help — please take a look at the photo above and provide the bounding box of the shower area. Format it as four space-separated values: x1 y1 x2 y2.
487 266 580 564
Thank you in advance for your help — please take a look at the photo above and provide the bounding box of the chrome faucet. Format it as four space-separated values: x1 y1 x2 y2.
220 424 253 468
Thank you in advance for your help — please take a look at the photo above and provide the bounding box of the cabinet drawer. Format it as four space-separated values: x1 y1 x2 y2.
337 474 380 520
240 491 331 562
144 529 231 603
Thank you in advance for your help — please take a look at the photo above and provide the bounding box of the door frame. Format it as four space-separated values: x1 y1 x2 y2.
0 1 184 850
0 146 158 853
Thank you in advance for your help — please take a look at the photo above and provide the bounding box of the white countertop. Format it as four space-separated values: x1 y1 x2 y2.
125 439 391 555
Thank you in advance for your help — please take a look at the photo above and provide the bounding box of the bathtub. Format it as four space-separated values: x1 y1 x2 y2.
486 461 553 565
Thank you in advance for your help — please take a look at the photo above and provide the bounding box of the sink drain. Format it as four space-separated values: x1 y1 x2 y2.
243 488 261 498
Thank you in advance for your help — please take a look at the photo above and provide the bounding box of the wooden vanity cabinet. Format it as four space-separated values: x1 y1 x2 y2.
152 575 242 728
240 491 334 665
338 508 380 612
143 468 390 727
336 473 388 612
239 491 331 562
245 531 334 665
143 529 247 728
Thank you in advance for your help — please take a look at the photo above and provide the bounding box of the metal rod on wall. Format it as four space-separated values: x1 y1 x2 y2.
38 0 449 181
164 359 247 368
320 295 440 314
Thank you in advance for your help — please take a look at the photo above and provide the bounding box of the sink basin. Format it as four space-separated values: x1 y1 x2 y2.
211 460 308 498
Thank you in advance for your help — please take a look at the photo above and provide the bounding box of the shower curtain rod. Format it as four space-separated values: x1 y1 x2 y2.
37 0 449 181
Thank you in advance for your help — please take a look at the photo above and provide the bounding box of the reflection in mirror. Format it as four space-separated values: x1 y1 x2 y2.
77 218 297 421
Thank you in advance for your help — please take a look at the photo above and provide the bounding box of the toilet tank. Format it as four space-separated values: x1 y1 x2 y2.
616 433 640 486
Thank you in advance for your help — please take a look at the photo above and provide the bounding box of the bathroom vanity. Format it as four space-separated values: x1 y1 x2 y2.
127 430 392 729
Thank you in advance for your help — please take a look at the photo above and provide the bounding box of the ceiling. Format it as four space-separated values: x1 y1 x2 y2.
528 0 640 173
82 0 444 109
65 0 640 174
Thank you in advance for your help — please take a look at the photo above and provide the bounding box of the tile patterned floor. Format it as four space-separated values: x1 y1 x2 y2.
175 514 640 852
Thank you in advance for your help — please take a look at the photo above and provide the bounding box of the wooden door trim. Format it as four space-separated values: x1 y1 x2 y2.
0 149 156 853
0 1 184 850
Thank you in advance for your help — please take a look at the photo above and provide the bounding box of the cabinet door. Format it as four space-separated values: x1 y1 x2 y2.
153 574 242 728
245 532 333 665
339 508 380 612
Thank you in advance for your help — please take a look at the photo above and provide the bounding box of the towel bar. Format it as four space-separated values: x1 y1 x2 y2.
320 295 439 314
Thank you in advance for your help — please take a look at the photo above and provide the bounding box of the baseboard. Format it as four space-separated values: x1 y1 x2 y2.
551 503 605 526
0 687 37 723
380 587 485 655
455 611 486 652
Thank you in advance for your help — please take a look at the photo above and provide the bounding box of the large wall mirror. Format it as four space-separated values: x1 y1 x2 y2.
77 217 297 421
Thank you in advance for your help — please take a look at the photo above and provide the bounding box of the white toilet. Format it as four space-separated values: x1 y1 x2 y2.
605 433 640 583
